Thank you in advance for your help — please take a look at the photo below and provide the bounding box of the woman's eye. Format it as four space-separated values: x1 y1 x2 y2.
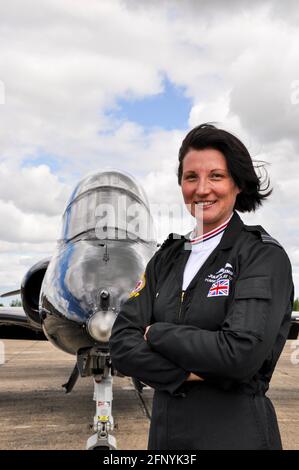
211 173 223 179
185 175 196 180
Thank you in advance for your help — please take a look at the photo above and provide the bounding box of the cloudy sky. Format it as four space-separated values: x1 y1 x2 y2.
0 0 299 304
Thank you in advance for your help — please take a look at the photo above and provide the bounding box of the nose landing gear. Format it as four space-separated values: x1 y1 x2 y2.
86 372 117 450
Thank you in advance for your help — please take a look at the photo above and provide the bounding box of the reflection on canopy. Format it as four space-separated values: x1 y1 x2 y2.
61 170 155 242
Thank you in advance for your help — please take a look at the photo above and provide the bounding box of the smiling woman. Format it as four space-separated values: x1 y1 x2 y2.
110 123 294 450
180 148 240 234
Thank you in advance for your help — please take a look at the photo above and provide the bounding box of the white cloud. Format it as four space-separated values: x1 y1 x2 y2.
0 199 61 243
0 244 54 304
0 163 69 215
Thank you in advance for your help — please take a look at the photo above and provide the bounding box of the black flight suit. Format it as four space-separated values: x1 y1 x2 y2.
109 212 294 450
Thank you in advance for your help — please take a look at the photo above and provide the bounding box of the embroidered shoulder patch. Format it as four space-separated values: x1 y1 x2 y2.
129 272 146 298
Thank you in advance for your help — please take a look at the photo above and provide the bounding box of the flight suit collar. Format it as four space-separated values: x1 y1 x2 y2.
191 212 244 289
172 242 191 288
182 211 244 250
215 211 244 250
172 211 244 290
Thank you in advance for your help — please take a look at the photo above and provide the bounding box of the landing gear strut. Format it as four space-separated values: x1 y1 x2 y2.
66 347 117 450
86 369 116 450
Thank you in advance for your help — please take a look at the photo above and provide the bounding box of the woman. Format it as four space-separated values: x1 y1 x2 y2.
109 123 294 450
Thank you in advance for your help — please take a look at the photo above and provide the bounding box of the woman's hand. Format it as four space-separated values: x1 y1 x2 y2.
144 325 151 341
186 372 205 382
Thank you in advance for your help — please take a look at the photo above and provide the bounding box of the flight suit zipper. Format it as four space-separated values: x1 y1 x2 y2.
177 290 185 321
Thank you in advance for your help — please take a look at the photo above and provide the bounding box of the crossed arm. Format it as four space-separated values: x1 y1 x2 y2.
143 325 203 382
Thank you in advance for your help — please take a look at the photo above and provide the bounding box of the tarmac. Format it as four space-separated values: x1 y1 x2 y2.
0 338 298 450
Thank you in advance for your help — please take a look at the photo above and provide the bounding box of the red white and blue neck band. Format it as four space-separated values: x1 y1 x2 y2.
190 214 233 245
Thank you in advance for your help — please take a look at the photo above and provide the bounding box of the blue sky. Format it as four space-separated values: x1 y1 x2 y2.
22 152 61 173
111 79 192 130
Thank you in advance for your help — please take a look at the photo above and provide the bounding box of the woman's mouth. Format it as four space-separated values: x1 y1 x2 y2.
194 200 217 209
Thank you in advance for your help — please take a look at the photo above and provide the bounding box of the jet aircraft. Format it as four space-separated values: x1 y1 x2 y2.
0 169 157 449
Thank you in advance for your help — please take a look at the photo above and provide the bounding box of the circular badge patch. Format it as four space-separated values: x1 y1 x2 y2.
129 272 146 298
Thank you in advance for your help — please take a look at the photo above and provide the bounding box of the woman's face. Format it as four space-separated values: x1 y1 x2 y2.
181 148 240 232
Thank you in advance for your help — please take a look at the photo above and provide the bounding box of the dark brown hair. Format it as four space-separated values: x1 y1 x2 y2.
177 123 272 212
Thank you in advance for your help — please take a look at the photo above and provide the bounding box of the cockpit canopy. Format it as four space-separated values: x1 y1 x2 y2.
61 170 155 242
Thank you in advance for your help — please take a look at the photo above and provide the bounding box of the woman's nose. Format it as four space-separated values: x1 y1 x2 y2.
195 177 210 195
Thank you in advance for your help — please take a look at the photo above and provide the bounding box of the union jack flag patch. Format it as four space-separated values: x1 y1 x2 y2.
207 279 230 297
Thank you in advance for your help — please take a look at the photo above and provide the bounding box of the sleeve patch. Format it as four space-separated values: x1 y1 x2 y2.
129 272 146 298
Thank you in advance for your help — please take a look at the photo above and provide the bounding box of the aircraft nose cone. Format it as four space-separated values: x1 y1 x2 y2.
87 309 116 343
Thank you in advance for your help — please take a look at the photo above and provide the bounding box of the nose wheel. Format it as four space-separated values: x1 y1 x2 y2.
87 431 116 450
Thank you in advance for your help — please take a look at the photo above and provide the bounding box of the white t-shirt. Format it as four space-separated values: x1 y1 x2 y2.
182 214 233 291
